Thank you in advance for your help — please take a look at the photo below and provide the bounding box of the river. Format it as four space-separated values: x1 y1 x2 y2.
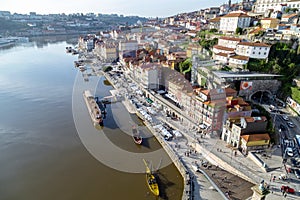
0 37 183 200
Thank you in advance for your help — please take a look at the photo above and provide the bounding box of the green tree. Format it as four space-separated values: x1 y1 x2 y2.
179 58 192 74
235 27 243 35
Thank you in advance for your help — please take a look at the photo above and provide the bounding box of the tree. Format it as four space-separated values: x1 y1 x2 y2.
235 27 243 35
179 58 192 74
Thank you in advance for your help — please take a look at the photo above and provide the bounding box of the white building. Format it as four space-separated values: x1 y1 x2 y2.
119 40 138 52
229 55 249 66
235 42 271 59
220 12 251 33
253 0 288 13
218 36 242 49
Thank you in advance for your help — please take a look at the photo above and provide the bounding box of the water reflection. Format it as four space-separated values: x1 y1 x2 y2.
0 38 183 200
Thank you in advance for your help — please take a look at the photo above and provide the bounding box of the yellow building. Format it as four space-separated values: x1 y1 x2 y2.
260 18 279 29
240 133 270 154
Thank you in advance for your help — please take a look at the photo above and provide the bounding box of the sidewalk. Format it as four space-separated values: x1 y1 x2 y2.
159 115 300 199
105 69 300 200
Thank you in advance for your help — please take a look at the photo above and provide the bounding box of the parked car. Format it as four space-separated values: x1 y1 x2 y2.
287 121 295 128
199 123 207 129
291 158 298 167
294 169 300 179
282 115 289 121
281 185 295 194
279 124 286 131
286 147 294 157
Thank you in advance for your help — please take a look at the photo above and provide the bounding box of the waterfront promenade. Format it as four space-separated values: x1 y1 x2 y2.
91 64 300 200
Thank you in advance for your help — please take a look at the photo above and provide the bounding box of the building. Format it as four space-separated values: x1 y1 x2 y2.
240 133 270 154
220 12 251 33
260 18 280 29
253 0 288 13
207 71 282 99
235 42 271 59
134 63 161 90
217 36 242 49
222 116 268 148
94 41 118 62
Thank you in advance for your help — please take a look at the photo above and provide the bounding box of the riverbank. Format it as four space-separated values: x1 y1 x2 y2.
101 70 225 199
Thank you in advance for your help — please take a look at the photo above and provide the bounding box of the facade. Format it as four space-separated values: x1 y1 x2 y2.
287 0 300 9
119 40 139 52
94 41 118 62
228 55 249 66
222 116 268 148
253 0 288 13
240 133 270 154
213 45 235 54
281 13 299 24
235 42 271 59
135 63 161 90
260 18 280 29
220 12 251 33
217 36 242 49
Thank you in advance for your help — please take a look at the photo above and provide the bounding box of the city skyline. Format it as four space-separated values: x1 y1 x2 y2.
2 0 226 17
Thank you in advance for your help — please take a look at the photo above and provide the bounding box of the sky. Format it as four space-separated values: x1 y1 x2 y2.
1 0 226 18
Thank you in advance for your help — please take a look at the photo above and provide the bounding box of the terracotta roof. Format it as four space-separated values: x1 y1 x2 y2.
229 55 249 61
213 45 235 52
210 17 221 22
244 116 267 123
222 12 250 18
219 36 241 42
216 52 228 57
282 13 298 19
139 63 161 70
237 42 270 47
200 89 210 96
241 133 270 143
261 18 278 21
248 27 264 35
225 87 237 95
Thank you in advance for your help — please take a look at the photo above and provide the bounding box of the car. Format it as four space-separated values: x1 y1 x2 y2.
294 169 300 179
291 158 298 167
281 185 295 194
282 115 289 121
199 123 207 129
286 147 294 157
287 121 295 128
279 124 286 131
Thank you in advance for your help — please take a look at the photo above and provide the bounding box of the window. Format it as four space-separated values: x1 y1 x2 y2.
258 52 261 55
264 52 267 55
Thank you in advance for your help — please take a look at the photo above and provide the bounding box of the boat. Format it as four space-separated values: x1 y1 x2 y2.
83 90 103 126
95 97 107 114
66 46 72 53
79 66 86 72
143 159 159 196
132 125 142 145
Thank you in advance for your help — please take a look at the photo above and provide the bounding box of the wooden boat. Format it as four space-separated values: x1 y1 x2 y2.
132 125 142 145
143 159 159 196
83 90 103 126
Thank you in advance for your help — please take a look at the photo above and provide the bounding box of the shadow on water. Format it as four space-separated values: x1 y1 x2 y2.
155 173 176 200
139 130 150 149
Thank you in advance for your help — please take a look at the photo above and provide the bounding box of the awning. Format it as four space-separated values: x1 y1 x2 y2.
146 98 153 103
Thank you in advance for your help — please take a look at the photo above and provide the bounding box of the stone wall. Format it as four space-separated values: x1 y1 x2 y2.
239 79 281 99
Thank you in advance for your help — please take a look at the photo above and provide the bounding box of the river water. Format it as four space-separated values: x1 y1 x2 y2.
0 37 183 200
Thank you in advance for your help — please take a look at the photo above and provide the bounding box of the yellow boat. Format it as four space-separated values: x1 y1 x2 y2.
143 159 159 196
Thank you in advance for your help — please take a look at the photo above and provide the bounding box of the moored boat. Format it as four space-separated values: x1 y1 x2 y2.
83 90 103 126
132 125 142 145
143 159 159 196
